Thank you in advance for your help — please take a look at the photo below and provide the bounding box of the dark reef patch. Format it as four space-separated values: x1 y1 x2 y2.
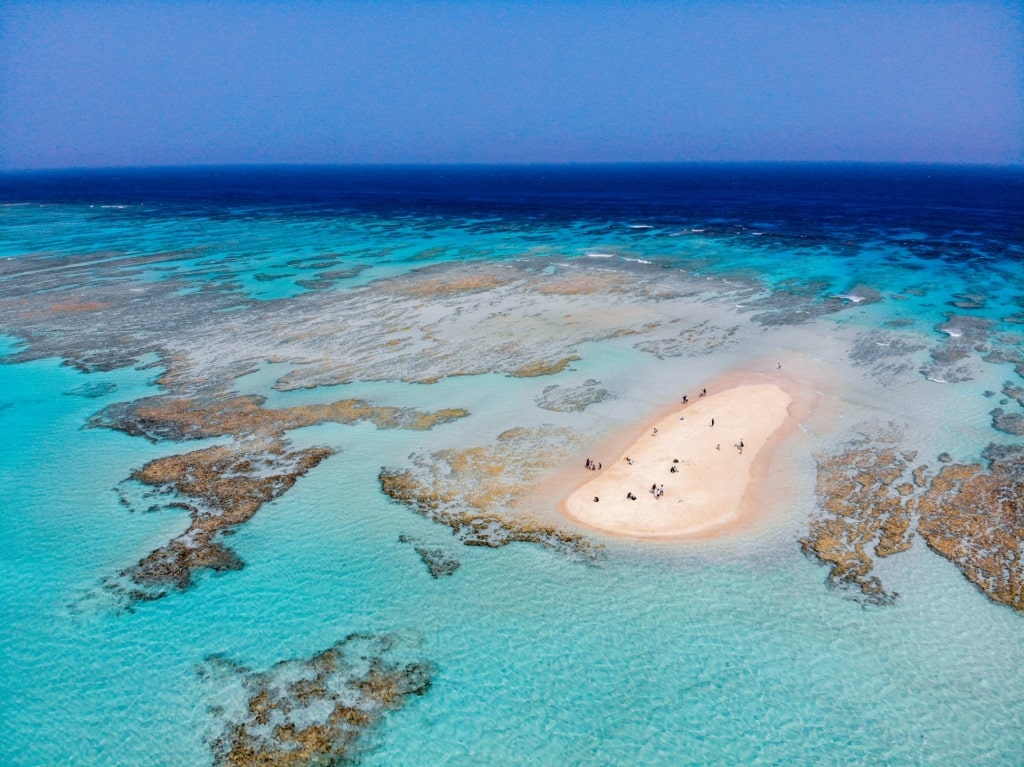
917 445 1024 611
535 381 615 412
108 438 332 603
200 633 434 767
380 426 601 563
508 355 581 378
802 432 919 605
633 320 740 358
848 331 927 385
920 314 994 383
89 389 470 605
948 292 987 310
1001 382 1024 408
65 381 118 398
990 408 1024 436
744 281 881 327
398 535 461 578
91 394 470 442
805 430 1024 611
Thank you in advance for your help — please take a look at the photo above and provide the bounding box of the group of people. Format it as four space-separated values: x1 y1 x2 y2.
680 387 708 405
584 381 747 507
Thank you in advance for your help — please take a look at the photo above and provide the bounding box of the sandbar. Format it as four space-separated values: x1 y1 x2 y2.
561 381 795 538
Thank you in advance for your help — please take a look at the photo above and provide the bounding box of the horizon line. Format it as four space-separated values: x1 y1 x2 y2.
3 159 1022 174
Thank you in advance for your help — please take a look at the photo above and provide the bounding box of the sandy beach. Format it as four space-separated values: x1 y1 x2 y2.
561 380 796 539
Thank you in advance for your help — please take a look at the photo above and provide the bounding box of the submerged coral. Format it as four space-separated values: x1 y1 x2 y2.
806 432 1024 611
91 394 469 442
108 438 332 602
380 426 601 563
916 444 1024 611
200 633 433 767
802 432 920 605
632 320 740 359
920 313 994 384
534 381 615 413
398 536 461 578
847 330 927 385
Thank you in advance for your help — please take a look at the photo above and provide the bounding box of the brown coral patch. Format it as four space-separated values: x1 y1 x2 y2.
202 634 433 767
46 298 112 313
916 447 1024 611
115 439 332 599
508 355 581 378
93 393 470 442
382 270 509 298
93 377 468 604
530 270 633 295
380 426 600 561
802 435 920 604
1002 382 1024 408
806 434 1024 611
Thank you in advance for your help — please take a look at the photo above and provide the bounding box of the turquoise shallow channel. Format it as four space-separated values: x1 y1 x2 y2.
0 164 1022 766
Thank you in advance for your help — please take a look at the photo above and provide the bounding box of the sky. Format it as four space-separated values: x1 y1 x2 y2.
0 1 1021 169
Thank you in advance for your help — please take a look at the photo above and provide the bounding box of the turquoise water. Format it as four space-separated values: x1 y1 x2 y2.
0 165 1022 765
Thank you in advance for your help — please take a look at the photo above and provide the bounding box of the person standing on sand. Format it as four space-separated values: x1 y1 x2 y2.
710 418 714 427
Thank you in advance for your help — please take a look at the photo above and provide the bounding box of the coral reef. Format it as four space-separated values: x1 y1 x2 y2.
91 394 469 442
744 281 881 327
398 536 461 578
916 445 1024 611
920 313 994 384
847 330 927 385
633 320 740 359
801 433 920 605
990 408 1024 436
380 426 601 563
110 438 332 601
806 433 1024 610
200 633 433 767
535 380 615 413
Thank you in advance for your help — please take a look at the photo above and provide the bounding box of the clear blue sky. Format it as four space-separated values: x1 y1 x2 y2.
1 1 1021 169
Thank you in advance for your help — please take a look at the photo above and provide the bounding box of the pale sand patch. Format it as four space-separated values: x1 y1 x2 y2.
561 381 796 539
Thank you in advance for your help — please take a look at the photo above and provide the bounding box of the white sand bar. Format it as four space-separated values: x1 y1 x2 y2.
561 383 793 538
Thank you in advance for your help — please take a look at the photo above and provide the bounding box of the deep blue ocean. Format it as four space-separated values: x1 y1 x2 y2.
1 164 1022 766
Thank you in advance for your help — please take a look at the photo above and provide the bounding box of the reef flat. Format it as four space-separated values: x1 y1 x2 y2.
1 246 1021 611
